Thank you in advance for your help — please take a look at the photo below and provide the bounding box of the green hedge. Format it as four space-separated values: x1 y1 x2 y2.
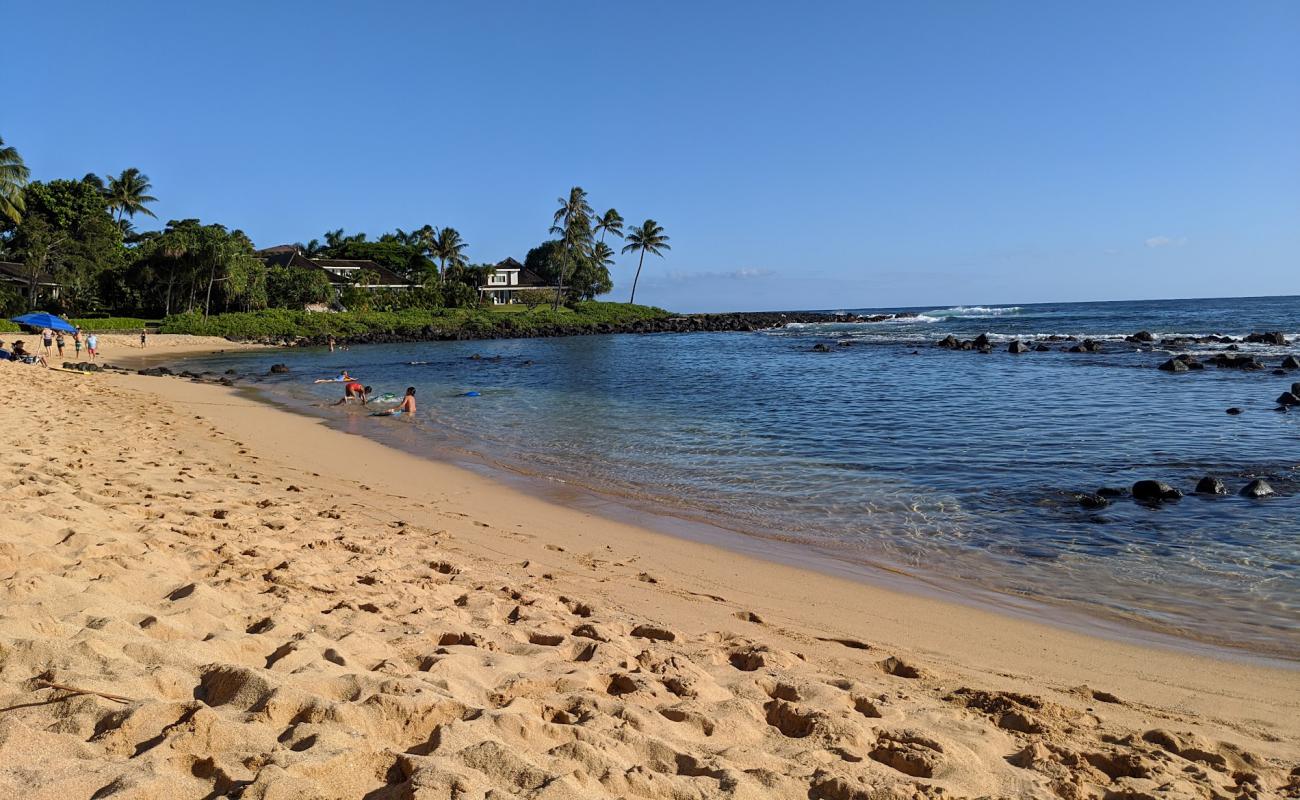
0 317 155 333
159 302 671 340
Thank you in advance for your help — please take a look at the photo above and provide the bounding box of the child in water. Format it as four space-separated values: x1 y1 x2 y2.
372 387 416 417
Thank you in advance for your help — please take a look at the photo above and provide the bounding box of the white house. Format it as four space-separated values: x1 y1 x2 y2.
479 257 559 304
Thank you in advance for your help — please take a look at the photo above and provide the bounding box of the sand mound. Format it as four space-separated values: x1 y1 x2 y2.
0 362 1295 799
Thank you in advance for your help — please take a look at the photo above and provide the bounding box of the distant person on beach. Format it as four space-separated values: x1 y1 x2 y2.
140 329 147 348
41 327 53 356
86 333 99 361
334 381 371 405
72 329 82 358
372 387 416 417
55 332 65 358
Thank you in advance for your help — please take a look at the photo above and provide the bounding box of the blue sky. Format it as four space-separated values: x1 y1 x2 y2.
6 1 1298 312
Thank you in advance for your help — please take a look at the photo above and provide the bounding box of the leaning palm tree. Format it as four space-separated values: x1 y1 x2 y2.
0 136 31 225
621 219 670 304
550 187 593 307
432 227 468 276
593 208 624 244
104 168 159 225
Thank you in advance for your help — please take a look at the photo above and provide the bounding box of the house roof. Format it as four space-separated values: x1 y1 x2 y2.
494 257 524 271
259 253 412 287
255 244 299 256
0 261 59 286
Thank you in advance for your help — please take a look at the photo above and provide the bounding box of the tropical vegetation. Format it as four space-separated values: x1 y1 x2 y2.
0 134 672 329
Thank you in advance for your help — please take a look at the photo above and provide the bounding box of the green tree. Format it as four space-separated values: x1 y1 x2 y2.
550 186 593 308
103 168 158 227
622 219 670 304
143 220 264 316
524 239 612 302
430 226 468 277
0 136 30 225
267 264 334 308
593 208 624 244
9 178 125 313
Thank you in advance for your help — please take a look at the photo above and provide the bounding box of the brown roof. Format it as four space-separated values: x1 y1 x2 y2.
258 253 412 287
0 261 59 286
255 244 299 256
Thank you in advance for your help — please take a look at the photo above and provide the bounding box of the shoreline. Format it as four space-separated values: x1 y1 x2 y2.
3 349 1297 797
247 374 1297 668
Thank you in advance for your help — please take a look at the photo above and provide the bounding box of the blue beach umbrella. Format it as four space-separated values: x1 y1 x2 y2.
10 312 77 333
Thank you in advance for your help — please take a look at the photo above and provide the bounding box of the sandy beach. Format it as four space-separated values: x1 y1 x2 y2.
1 356 1296 800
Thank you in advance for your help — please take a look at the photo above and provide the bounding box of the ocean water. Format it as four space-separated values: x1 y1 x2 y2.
184 296 1300 658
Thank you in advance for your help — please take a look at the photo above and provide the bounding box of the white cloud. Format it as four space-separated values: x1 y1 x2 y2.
1144 235 1187 248
655 268 775 284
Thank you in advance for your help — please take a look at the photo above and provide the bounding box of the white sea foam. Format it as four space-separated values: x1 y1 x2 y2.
919 305 1024 318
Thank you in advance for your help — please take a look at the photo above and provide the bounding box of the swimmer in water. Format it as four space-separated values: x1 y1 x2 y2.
372 387 415 417
315 370 353 384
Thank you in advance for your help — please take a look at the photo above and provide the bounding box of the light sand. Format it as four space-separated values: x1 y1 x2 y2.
0 358 1296 799
53 333 268 369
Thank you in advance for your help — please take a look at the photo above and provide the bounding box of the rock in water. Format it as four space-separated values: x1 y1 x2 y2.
1132 480 1183 502
1195 476 1228 495
1127 331 1155 343
1244 332 1288 345
1240 479 1274 498
1292 382 1300 396
1008 340 1030 354
1158 358 1188 372
810 343 832 353
1277 392 1300 407
1096 487 1130 498
269 363 290 374
1282 355 1300 369
1076 492 1110 509
973 333 991 349
1225 407 1243 415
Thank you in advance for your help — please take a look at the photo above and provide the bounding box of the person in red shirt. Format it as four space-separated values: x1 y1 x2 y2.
334 381 370 405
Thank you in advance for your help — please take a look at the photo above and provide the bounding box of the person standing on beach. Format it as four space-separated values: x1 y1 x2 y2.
41 327 53 356
140 328 147 348
86 333 99 361
72 328 82 359
54 331 65 358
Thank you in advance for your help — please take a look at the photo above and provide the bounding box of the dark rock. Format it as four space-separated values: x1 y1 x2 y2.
1282 356 1300 370
1158 358 1188 373
1077 493 1110 509
225 368 238 375
1239 479 1274 498
1127 331 1155 343
1132 480 1183 503
973 333 992 349
1008 340 1030 354
1034 344 1051 352
269 363 290 374
1293 382 1300 396
1276 392 1300 406
1244 332 1288 346
1096 487 1130 498
836 340 853 347
1194 476 1228 495
137 367 166 377
1225 407 1243 415
937 335 960 350
1274 369 1289 376
811 343 832 353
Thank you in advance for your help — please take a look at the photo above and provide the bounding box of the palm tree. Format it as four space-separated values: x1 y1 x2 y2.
591 241 615 271
593 208 624 243
0 136 31 225
431 227 468 276
323 228 347 250
621 219 670 304
294 238 324 257
104 168 158 225
550 187 593 308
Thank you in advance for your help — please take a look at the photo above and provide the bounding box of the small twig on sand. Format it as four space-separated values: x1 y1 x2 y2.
37 681 133 704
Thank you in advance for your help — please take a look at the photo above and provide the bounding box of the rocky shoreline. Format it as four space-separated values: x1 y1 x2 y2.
229 311 918 347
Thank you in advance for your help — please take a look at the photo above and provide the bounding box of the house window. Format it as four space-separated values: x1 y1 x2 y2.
489 274 507 285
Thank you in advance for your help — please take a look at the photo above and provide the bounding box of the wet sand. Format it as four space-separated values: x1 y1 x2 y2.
0 356 1296 799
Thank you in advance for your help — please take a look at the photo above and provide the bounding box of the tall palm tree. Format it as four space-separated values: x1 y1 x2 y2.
550 187 593 307
593 208 624 243
104 168 158 225
323 228 347 250
431 227 468 277
0 136 31 225
621 219 670 305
